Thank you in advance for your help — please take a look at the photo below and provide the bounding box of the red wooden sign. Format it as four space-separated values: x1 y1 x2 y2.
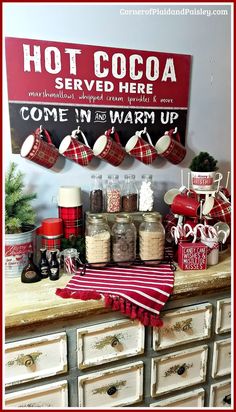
178 242 207 271
5 37 192 153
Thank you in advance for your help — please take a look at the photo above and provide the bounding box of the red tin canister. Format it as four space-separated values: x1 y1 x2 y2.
37 218 63 250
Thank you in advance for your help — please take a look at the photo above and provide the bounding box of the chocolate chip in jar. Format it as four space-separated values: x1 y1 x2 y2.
90 175 104 213
111 214 137 266
121 174 138 212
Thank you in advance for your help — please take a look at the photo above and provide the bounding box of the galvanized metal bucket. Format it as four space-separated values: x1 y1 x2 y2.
5 226 37 278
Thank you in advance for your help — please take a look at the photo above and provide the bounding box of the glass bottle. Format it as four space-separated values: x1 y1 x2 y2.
85 215 111 267
106 175 121 213
121 174 138 212
139 213 165 264
38 248 50 279
111 214 137 266
90 174 103 213
139 174 154 211
21 252 41 283
49 250 60 280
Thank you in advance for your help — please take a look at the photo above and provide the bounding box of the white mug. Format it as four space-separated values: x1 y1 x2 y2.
191 171 223 191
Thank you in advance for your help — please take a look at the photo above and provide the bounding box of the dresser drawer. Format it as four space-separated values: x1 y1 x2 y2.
150 388 205 407
209 379 231 407
153 303 212 350
77 319 144 369
5 380 68 408
151 345 208 397
212 338 231 378
78 361 143 407
215 298 231 334
5 332 67 387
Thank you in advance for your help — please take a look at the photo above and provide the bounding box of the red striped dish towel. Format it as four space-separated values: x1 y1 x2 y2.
56 260 175 327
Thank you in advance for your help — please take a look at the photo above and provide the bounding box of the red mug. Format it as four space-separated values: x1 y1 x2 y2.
171 193 200 217
93 128 126 166
59 127 93 166
155 128 186 164
125 129 157 165
20 127 59 169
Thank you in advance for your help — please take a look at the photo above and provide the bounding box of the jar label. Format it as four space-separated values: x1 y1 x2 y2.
25 270 37 279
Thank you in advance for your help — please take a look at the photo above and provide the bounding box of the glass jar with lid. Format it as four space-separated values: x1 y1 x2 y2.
111 214 137 266
121 174 138 212
85 215 110 267
90 174 103 213
139 213 165 264
139 174 154 211
106 174 121 213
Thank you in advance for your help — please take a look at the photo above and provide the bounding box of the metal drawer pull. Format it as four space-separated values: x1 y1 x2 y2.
223 394 231 405
23 355 35 367
111 338 120 347
177 365 186 375
164 362 192 377
107 386 117 396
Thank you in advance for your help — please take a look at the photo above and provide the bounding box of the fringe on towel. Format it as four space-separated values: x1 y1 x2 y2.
55 289 163 327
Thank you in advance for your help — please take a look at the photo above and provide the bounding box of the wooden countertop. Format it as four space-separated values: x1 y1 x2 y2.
5 251 231 330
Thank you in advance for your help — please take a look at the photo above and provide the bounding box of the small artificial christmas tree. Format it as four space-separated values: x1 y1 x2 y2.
5 162 37 234
189 152 218 172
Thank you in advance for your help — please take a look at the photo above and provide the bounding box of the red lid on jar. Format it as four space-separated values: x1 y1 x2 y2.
38 218 63 237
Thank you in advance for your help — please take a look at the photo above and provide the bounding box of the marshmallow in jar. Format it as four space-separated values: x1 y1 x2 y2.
139 174 154 211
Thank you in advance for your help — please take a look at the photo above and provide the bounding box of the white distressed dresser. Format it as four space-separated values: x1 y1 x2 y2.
4 251 231 408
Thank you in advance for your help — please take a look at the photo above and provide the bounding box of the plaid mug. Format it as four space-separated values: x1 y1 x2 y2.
125 128 157 165
155 128 186 164
20 127 59 169
207 196 231 223
93 127 126 166
59 127 93 166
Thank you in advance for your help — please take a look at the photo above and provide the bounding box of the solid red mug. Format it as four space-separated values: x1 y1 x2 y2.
171 193 200 217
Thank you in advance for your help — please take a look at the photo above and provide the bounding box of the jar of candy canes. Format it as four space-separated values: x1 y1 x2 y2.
139 174 154 211
106 175 121 213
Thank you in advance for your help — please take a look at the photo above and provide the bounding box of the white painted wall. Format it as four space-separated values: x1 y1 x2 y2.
3 3 232 222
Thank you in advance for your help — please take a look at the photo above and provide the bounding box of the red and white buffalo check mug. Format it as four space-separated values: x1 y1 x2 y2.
125 128 157 164
59 127 93 166
155 128 186 164
20 127 59 169
93 127 126 166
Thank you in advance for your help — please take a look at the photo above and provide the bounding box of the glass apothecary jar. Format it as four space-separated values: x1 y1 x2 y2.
90 174 103 213
139 213 165 264
111 214 137 266
106 175 121 213
85 215 110 267
121 174 138 212
139 174 154 211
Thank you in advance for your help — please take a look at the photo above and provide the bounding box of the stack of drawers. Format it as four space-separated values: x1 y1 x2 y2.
150 298 231 407
4 298 231 408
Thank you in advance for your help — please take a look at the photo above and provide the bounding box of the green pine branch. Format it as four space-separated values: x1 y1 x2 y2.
189 152 218 172
5 162 37 234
